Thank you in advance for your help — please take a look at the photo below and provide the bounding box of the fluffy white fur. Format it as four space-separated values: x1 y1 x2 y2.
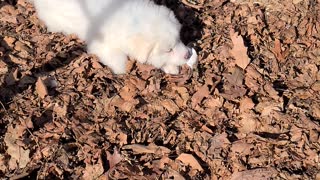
33 0 192 74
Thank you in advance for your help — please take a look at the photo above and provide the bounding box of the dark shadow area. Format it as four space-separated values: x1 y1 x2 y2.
0 0 17 9
0 35 85 105
153 0 203 45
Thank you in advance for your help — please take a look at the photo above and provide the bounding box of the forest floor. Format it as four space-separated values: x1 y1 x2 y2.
0 0 319 179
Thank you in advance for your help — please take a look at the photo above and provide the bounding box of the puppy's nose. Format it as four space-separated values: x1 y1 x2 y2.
184 48 192 60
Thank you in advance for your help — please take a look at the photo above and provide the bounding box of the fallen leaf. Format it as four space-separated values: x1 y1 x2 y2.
0 60 8 74
237 113 259 133
0 155 7 173
229 29 250 69
239 97 255 113
176 153 203 172
191 85 210 108
271 38 285 62
161 99 180 114
53 103 68 117
35 78 48 98
230 168 277 180
225 67 244 86
106 148 123 170
231 141 253 155
5 68 19 85
2 36 16 48
166 168 185 180
82 153 104 180
4 124 30 170
122 144 171 156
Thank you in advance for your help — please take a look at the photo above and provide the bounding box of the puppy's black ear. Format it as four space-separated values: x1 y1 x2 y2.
128 34 155 62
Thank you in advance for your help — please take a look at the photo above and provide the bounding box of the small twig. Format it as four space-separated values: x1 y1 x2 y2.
181 0 203 10
0 100 7 112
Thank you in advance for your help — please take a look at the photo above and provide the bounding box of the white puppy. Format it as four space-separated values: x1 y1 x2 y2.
32 0 194 74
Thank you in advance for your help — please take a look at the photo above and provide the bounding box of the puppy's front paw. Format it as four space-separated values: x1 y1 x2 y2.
162 64 179 74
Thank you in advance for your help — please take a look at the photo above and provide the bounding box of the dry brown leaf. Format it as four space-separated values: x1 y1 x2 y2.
116 133 127 146
290 125 302 142
0 155 7 173
5 69 19 85
191 85 210 108
53 103 68 117
176 153 203 172
231 141 253 155
263 83 279 99
237 114 259 133
255 101 281 116
225 67 244 86
271 38 285 62
172 86 190 107
110 95 138 112
122 144 170 156
106 148 123 170
0 14 18 24
203 96 223 109
0 60 8 74
161 99 180 114
311 81 320 91
4 124 30 170
208 133 230 150
119 85 136 101
230 168 277 180
230 29 250 69
35 78 48 98
310 102 320 119
82 153 104 180
239 97 255 113
166 168 185 180
3 36 16 48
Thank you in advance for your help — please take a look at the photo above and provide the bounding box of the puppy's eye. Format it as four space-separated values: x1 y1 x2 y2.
166 48 173 53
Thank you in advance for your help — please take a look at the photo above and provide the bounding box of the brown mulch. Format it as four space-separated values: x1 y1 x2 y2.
0 0 319 179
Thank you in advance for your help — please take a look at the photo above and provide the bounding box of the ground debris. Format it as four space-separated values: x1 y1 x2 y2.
0 0 319 179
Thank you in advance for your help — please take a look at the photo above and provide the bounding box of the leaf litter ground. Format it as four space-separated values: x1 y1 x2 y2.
0 0 319 179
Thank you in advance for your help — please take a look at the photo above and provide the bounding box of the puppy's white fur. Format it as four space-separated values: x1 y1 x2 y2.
33 0 191 74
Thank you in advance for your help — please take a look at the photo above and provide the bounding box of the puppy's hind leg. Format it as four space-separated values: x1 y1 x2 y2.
88 43 128 74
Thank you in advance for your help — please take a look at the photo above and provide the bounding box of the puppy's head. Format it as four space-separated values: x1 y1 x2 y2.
129 6 191 73
147 10 192 71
